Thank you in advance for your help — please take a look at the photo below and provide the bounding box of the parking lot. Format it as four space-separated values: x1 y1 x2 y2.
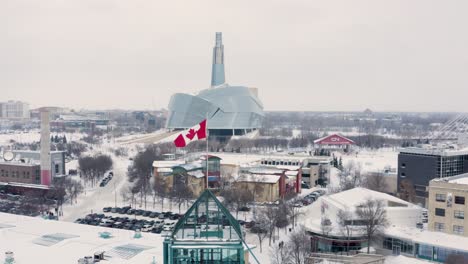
75 206 254 235
75 206 184 234
293 189 327 207
0 192 57 218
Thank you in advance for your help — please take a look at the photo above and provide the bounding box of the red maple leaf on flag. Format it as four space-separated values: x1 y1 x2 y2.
186 129 196 140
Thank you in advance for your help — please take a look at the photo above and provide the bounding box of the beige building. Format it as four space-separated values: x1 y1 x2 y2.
233 174 281 203
428 173 468 236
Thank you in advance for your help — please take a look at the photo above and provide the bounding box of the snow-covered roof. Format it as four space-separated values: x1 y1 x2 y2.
325 187 413 209
152 160 182 168
386 225 468 252
303 188 420 236
313 134 355 145
188 170 205 178
0 213 165 264
432 172 468 185
246 167 283 175
285 170 300 176
236 174 280 184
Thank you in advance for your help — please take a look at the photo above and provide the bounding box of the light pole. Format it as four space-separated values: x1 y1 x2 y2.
114 181 117 208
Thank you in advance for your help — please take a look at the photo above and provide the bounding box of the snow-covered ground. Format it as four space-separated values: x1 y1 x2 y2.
0 130 84 145
336 147 398 173
385 255 432 264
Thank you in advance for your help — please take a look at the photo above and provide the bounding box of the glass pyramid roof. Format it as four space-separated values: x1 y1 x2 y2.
171 190 242 241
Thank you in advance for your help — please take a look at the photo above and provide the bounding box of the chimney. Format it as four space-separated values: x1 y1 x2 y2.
211 32 226 87
40 109 51 186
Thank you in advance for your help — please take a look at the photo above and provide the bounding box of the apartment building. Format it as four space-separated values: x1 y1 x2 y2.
428 173 468 236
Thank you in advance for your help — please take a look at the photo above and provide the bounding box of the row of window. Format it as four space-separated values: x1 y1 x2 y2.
0 169 31 178
435 208 465 219
260 160 301 166
434 222 465 235
435 193 465 205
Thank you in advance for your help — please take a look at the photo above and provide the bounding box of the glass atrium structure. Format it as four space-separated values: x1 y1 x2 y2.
163 190 251 264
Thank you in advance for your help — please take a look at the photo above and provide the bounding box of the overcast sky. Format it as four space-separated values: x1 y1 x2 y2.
1 0 468 112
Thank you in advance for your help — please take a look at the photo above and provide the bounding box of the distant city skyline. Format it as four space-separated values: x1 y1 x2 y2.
2 0 468 112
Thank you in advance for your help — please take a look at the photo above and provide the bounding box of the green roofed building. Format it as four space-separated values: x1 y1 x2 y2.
163 190 258 264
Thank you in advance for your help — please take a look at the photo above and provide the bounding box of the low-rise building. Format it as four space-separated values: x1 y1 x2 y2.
153 155 222 197
303 187 422 253
428 173 468 237
12 150 66 178
313 134 356 153
0 162 41 184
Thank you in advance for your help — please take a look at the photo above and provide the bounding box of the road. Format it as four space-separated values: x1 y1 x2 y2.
117 131 178 145
61 155 131 222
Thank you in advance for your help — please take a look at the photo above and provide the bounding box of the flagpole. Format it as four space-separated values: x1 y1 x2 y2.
205 113 209 190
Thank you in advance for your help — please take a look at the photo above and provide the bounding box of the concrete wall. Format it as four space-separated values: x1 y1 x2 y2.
428 180 468 236
233 181 279 202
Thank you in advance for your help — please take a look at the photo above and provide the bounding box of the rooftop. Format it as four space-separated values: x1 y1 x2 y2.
386 225 468 253
400 145 468 156
431 172 468 185
0 212 165 264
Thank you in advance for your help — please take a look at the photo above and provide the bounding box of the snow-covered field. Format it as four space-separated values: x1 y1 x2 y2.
337 147 398 172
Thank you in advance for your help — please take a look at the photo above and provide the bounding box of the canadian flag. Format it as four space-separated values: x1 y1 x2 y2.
173 119 207 148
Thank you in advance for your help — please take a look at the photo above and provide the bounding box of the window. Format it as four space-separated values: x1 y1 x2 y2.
434 222 445 231
55 164 59 174
435 208 445 217
400 172 406 178
436 193 446 202
454 210 465 220
455 196 465 205
401 163 406 168
453 225 464 235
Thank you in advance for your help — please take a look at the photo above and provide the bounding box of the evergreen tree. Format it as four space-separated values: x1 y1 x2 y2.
62 135 67 144
338 157 343 170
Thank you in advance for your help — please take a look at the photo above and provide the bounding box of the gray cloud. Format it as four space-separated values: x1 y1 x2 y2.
1 0 467 112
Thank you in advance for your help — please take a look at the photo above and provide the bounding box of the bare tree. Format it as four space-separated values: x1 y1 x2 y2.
275 201 290 234
121 185 138 208
339 161 364 191
251 212 269 253
320 215 332 236
270 242 290 264
337 209 354 254
259 206 279 246
287 226 310 264
365 172 389 193
152 177 169 211
221 185 254 219
399 179 416 203
355 198 389 253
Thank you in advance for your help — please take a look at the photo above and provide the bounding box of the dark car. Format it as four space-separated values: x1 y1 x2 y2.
103 207 112 213
151 227 163 234
149 212 159 218
135 210 144 216
245 221 256 228
239 206 251 212
126 209 135 215
143 211 152 217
